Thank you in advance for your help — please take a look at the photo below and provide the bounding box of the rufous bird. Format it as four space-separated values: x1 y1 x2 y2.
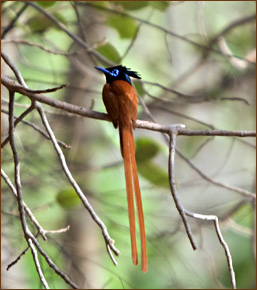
96 65 147 272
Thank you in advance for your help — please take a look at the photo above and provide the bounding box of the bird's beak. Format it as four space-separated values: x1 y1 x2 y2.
95 67 110 75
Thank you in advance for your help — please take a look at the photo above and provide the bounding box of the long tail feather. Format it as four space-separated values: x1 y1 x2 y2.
122 126 138 265
122 126 147 272
132 159 148 272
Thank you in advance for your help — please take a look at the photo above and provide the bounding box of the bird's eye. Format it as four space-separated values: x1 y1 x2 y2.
111 69 119 77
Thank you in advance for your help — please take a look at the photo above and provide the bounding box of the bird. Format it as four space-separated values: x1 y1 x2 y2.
95 65 147 272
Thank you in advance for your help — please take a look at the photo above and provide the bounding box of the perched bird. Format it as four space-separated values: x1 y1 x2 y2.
96 65 147 272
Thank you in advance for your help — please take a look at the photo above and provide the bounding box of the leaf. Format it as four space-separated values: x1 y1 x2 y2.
27 14 53 34
27 12 66 34
135 137 161 163
135 138 168 187
56 188 81 209
112 1 149 10
107 15 138 39
137 161 169 188
149 1 170 11
96 43 121 63
36 1 57 8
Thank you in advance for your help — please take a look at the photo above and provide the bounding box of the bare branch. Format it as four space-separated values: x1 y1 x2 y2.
1 75 108 121
1 168 47 240
1 108 70 149
185 210 237 289
1 49 28 87
2 75 256 138
168 125 197 250
27 239 50 289
1 3 28 39
176 149 255 200
1 104 35 148
26 230 79 289
2 39 88 56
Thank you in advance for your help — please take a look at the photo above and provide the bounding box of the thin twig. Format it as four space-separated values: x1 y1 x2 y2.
1 49 28 87
8 90 27 236
5 225 70 271
1 104 35 148
1 169 47 240
26 230 79 289
2 39 87 56
176 149 255 200
168 125 197 250
1 109 71 149
1 3 28 39
185 209 237 289
22 83 69 94
28 239 50 289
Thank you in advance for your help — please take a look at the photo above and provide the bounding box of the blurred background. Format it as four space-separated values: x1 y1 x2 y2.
1 1 256 288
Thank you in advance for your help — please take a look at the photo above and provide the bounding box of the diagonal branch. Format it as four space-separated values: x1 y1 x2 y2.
1 168 47 240
1 108 70 149
168 125 197 251
35 102 120 264
1 104 35 148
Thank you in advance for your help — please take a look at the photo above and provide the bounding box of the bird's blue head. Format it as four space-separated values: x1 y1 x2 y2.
95 65 141 85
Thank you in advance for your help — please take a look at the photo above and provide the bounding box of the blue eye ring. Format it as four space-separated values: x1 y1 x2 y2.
111 69 119 77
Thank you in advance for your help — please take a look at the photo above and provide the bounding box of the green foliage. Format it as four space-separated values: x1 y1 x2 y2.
135 138 169 187
135 137 161 162
137 161 169 188
232 203 253 229
107 15 138 39
112 1 149 10
56 188 81 209
149 1 170 11
96 43 121 63
36 1 57 8
27 12 67 34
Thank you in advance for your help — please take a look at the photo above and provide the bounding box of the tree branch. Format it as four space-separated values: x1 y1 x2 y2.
168 125 197 250
185 209 237 289
2 74 256 138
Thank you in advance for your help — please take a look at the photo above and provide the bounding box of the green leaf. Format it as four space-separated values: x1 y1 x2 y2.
138 161 169 188
232 203 253 228
96 42 121 63
27 12 66 34
149 1 170 11
36 1 57 8
112 1 149 10
135 138 168 187
107 15 138 39
27 14 53 34
56 188 81 209
135 137 161 163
